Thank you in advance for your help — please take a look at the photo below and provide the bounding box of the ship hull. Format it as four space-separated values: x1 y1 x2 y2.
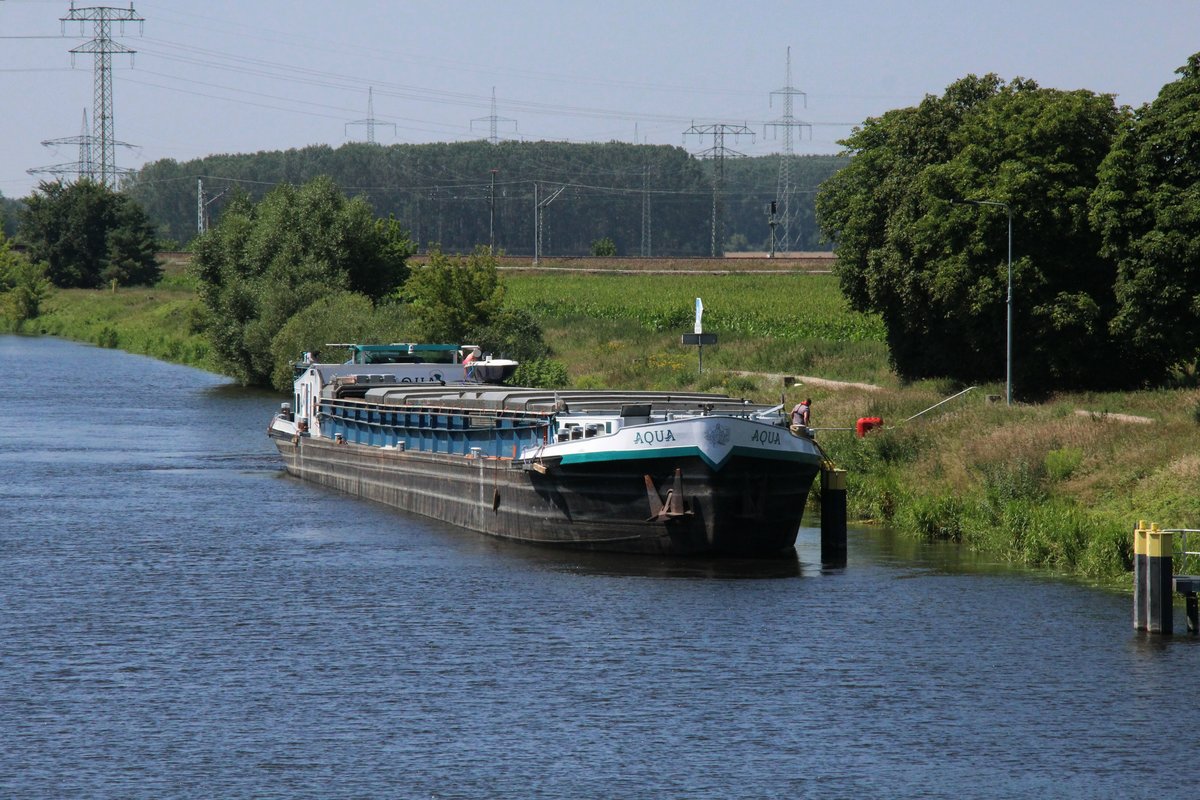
271 432 817 555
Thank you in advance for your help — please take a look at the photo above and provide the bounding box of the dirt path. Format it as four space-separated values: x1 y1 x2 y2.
733 371 883 392
1073 409 1155 424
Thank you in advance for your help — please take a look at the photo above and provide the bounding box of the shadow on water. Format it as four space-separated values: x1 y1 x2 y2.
853 523 1030 576
202 381 282 401
467 534 806 579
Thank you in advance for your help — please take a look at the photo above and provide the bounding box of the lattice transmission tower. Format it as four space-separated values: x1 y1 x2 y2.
28 108 95 182
345 87 395 144
471 87 518 145
684 122 754 256
764 47 811 253
60 2 143 189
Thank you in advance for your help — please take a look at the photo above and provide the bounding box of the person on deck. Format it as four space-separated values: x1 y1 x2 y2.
790 398 811 428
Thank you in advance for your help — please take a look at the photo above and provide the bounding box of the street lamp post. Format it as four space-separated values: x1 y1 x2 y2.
957 199 1013 405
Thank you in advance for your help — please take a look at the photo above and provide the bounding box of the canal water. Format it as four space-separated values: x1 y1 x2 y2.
2 335 1196 799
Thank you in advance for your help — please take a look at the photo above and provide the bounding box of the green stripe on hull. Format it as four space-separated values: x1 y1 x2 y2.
558 443 822 471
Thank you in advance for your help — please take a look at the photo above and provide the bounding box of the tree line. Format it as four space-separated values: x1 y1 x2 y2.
816 52 1200 392
124 140 845 255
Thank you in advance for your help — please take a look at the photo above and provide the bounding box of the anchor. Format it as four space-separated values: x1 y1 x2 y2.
644 468 693 522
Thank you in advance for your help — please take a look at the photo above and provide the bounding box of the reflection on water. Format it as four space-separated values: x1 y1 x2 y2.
478 537 806 579
2 335 1198 800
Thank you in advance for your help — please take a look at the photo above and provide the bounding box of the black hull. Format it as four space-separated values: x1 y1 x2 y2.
271 433 817 556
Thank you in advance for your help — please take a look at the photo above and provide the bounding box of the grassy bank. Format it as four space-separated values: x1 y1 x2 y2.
12 270 1199 584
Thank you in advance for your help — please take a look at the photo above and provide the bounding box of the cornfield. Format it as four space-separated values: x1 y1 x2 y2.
505 274 885 342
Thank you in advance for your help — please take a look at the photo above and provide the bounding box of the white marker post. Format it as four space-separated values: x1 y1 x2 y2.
681 297 717 374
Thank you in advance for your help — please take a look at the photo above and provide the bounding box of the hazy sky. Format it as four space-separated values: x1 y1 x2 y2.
1 0 1197 199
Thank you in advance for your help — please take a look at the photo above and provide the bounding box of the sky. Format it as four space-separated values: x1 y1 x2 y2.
1 0 1198 199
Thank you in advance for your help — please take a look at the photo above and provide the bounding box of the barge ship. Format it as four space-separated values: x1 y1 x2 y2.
268 343 825 555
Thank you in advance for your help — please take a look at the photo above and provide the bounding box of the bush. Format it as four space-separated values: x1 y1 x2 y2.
511 358 569 388
0 236 49 328
269 292 411 391
471 307 552 363
591 237 617 257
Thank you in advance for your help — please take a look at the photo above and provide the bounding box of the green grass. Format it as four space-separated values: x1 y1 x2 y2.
21 285 213 370
818 386 1200 583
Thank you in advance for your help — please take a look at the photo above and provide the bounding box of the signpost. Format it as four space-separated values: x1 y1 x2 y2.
681 298 717 373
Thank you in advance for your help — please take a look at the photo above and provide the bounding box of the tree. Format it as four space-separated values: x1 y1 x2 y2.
0 232 49 328
0 193 22 238
18 180 161 288
403 246 505 344
102 198 161 286
816 75 1126 391
403 246 565 386
1090 52 1200 382
268 291 411 391
192 175 415 387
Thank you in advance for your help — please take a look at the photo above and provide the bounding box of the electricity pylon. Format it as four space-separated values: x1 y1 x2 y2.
684 122 754 256
60 3 144 189
28 108 95 182
345 87 395 144
764 47 812 253
471 87 517 145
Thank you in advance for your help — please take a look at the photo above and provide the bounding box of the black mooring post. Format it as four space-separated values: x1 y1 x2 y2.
1147 527 1173 635
1134 522 1148 631
1170 577 1200 634
820 468 847 567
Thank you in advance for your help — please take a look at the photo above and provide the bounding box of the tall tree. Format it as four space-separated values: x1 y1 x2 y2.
18 180 161 288
0 193 22 238
1090 52 1200 382
817 75 1126 391
192 175 415 386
